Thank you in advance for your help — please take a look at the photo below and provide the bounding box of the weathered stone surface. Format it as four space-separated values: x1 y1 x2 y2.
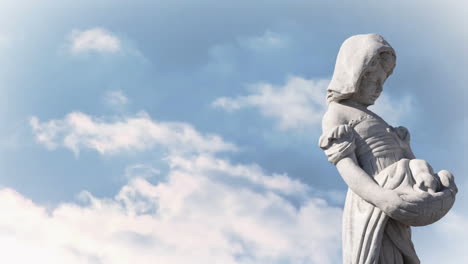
319 34 457 263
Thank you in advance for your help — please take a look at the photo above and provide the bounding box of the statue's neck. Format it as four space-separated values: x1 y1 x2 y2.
341 99 370 111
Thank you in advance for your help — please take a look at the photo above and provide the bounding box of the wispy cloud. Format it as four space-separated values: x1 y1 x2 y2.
167 154 308 195
212 77 328 131
237 30 290 51
103 90 130 112
104 90 129 107
202 30 291 76
69 28 121 54
30 112 237 155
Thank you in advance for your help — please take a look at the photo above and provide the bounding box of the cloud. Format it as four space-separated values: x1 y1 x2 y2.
213 76 415 131
30 112 237 155
22 109 343 263
0 152 342 264
167 154 308 195
212 77 328 130
69 28 121 54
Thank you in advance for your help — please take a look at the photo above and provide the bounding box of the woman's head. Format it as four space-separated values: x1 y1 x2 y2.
349 51 396 106
327 34 396 105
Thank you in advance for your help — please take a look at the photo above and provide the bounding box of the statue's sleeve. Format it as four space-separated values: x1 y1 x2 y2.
318 124 356 165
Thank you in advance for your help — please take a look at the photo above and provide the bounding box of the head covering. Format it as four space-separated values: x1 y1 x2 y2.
327 34 395 104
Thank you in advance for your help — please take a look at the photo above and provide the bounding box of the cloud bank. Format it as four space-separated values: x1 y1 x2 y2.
0 157 342 264
7 111 344 264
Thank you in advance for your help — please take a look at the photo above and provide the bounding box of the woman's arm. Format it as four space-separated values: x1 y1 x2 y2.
335 156 410 214
322 107 385 201
336 156 387 205
322 106 418 218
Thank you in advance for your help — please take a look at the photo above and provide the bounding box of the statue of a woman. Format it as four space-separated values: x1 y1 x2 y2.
319 34 457 263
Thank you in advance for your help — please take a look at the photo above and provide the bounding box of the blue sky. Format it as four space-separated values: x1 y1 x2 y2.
0 1 466 263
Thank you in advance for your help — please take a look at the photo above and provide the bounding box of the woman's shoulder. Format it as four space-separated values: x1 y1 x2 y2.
319 103 359 164
322 102 362 133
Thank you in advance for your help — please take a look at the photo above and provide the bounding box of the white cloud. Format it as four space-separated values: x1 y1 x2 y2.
213 77 329 130
22 109 343 263
167 154 308 195
69 28 121 54
0 152 342 264
213 77 415 131
30 112 237 155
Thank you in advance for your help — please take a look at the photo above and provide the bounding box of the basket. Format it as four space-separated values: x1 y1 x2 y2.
374 159 457 227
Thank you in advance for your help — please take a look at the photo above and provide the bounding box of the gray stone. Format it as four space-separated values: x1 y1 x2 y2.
319 34 457 263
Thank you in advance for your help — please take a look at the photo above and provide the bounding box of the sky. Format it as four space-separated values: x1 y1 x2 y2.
0 1 466 263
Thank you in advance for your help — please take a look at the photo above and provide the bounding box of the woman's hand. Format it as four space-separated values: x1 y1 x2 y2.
374 189 419 221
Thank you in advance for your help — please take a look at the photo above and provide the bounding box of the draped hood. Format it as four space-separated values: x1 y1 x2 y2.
327 34 395 104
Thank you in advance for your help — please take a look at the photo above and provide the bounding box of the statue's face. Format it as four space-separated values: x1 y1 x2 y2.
353 62 388 106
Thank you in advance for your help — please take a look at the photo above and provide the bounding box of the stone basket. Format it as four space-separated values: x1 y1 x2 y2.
375 159 457 227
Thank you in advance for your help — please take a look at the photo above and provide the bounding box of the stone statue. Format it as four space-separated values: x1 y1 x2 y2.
319 34 458 263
